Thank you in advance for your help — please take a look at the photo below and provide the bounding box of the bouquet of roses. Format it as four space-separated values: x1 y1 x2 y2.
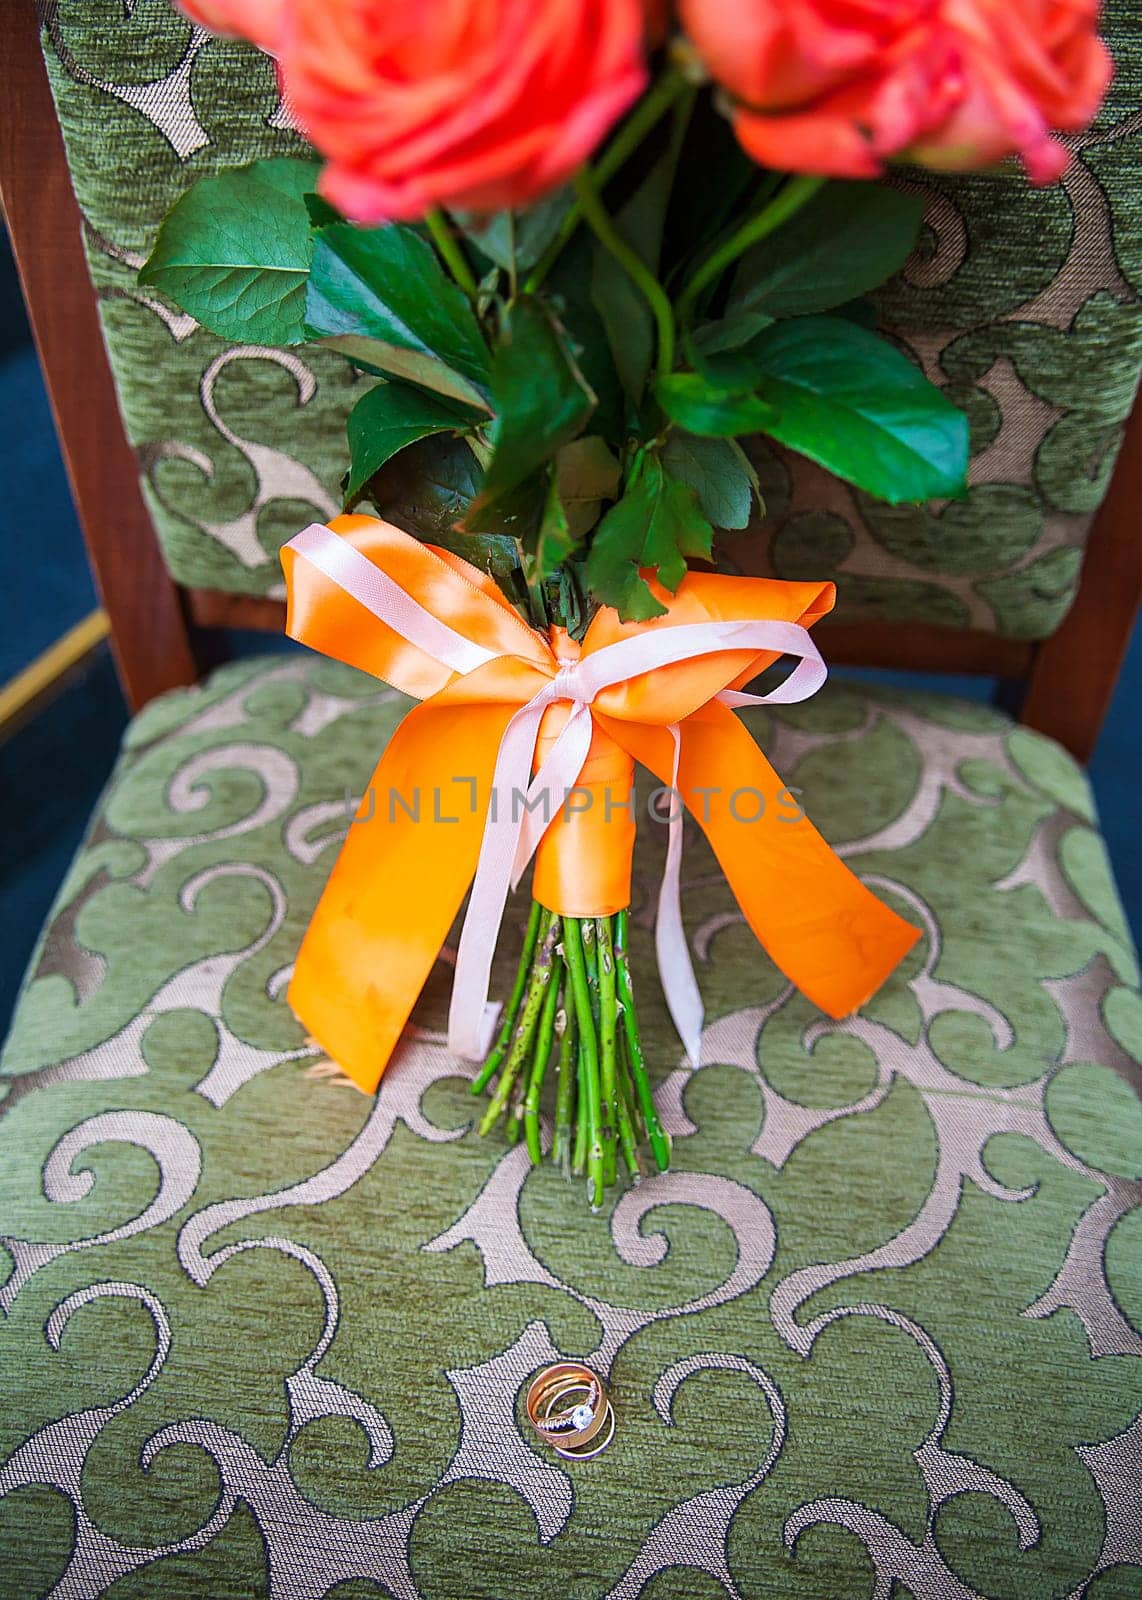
142 0 1110 1208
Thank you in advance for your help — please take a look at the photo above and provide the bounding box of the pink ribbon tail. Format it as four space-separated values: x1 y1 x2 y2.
656 723 704 1068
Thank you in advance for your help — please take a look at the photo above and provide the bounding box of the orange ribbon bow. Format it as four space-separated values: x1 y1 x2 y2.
283 515 919 1093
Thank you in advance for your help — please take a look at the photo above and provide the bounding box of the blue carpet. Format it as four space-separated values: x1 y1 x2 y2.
0 345 102 679
1090 618 1142 937
0 650 126 1025
1 220 1138 1032
0 215 101 678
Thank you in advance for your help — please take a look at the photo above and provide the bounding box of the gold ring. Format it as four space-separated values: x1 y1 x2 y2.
527 1363 606 1446
553 1399 615 1461
526 1363 612 1454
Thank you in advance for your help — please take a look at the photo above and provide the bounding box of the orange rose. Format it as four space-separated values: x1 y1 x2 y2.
679 0 1111 184
181 0 651 222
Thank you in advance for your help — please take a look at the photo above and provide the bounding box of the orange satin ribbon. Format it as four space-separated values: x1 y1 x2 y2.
282 514 919 1093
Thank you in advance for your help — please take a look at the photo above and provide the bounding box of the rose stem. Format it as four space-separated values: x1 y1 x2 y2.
573 167 676 377
563 917 605 1209
614 909 672 1173
552 1002 577 1174
575 917 597 1174
613 1028 642 1180
471 899 544 1095
524 952 564 1165
676 175 825 322
477 912 559 1136
618 1030 646 1141
424 207 480 300
615 1061 641 1181
581 917 601 1018
572 1023 588 1178
610 928 643 1175
595 915 619 1186
523 65 689 294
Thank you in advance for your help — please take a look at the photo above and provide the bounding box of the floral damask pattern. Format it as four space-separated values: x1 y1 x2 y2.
14 4 1142 1591
2 660 1140 1596
39 0 1142 632
727 89 1142 637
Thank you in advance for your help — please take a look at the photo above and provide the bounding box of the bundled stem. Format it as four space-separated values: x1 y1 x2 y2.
563 917 605 1208
552 1005 577 1173
596 916 619 1187
523 943 563 1164
471 899 544 1095
614 910 671 1173
474 901 669 1207
476 911 560 1135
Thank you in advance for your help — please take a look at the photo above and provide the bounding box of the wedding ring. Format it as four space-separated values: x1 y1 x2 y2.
527 1363 605 1445
553 1398 615 1461
526 1363 613 1457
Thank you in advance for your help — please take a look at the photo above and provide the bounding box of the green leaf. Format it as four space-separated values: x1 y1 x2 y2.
365 432 481 535
472 296 596 515
305 222 493 410
363 433 526 599
475 265 502 321
431 529 525 600
585 454 714 620
689 325 787 392
655 372 778 437
592 253 650 408
692 307 871 392
661 434 754 530
527 471 577 582
344 382 481 505
457 191 573 274
834 297 880 330
745 316 970 502
463 471 548 544
304 192 342 228
691 311 774 359
556 563 587 642
591 150 676 403
139 158 319 344
729 438 764 517
547 232 626 447
556 436 621 539
729 180 924 319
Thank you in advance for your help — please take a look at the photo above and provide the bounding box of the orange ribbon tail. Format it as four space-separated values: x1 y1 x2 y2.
601 704 920 1018
290 697 515 1092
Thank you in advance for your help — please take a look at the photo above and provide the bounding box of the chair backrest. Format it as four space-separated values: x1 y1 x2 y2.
3 0 1142 761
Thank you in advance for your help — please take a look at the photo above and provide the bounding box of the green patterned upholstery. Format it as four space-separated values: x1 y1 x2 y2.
10 3 1142 1592
3 661 1140 1596
41 1 1142 633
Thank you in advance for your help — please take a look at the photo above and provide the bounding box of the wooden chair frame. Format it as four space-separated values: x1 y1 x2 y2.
3 0 1140 761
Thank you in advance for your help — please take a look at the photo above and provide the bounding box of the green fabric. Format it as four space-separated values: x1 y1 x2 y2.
41 2 1142 635
42 0 362 598
2 659 1140 1597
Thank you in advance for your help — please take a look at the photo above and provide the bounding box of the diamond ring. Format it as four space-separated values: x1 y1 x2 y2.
526 1362 613 1458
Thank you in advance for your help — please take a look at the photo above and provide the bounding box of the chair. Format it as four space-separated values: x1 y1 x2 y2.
2 2 1141 1595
